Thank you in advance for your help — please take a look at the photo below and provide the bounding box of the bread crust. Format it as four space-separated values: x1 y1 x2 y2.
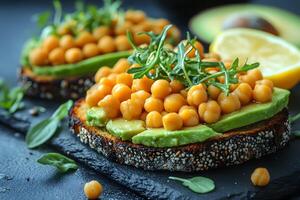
69 99 291 172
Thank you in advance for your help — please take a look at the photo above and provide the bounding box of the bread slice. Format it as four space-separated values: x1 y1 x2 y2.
69 99 291 172
19 68 94 100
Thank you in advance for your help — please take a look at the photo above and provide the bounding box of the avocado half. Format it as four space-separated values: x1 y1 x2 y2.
189 4 300 47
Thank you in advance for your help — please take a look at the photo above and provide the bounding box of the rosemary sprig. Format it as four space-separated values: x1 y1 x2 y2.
127 25 259 95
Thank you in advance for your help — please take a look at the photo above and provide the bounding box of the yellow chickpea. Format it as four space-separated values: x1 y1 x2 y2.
98 36 116 53
65 48 83 64
162 113 183 131
94 66 112 82
98 95 120 118
187 85 208 106
144 97 164 112
99 77 115 88
179 108 199 127
151 79 172 99
84 180 103 200
146 111 163 128
57 24 71 35
187 41 204 59
170 80 184 93
43 35 60 53
107 73 118 83
248 68 263 81
86 84 112 107
239 74 256 88
120 99 143 120
76 31 96 47
180 89 188 99
131 90 151 106
153 18 170 33
207 85 221 100
112 58 130 73
59 35 75 50
256 79 274 90
125 10 146 24
48 47 65 65
253 84 272 103
217 93 241 114
29 48 48 66
133 33 151 45
198 100 221 123
114 21 133 35
234 83 253 105
83 43 99 58
179 105 197 113
112 83 131 102
115 35 131 51
93 26 111 40
116 73 133 87
164 94 187 113
251 167 270 187
131 77 154 93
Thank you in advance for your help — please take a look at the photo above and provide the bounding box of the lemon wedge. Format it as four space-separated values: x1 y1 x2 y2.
210 28 300 89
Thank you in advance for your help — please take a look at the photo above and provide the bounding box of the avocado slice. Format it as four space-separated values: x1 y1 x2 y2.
30 51 131 77
86 107 108 127
106 118 146 141
209 87 290 132
189 4 300 47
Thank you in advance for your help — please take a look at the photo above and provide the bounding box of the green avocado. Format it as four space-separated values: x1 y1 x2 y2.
30 51 131 77
106 118 146 141
86 107 108 127
189 4 300 47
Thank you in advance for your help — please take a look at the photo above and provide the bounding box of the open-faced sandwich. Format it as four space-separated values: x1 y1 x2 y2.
69 25 290 172
20 0 180 100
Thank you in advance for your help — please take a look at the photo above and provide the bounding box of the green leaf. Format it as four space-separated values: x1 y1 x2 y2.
293 130 300 137
169 176 215 194
34 11 51 29
51 100 73 120
37 153 78 173
25 118 60 149
289 112 300 123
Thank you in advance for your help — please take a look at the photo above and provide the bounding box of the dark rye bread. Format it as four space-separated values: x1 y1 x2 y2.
69 99 291 172
19 68 94 100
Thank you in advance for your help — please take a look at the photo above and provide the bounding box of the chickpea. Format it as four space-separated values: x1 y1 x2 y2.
114 21 133 35
84 180 103 200
107 73 118 83
48 47 65 65
131 77 154 93
133 33 151 45
99 77 115 88
125 10 146 24
83 43 99 58
167 26 181 42
116 73 133 87
187 41 204 59
153 18 170 33
93 26 111 40
86 84 112 107
98 36 116 53
234 83 253 105
144 97 164 112
170 80 184 93
207 85 221 100
29 48 48 66
198 100 221 123
253 84 272 103
187 85 208 106
179 105 197 113
179 108 199 127
43 35 59 53
59 35 76 50
217 93 241 114
251 167 270 187
94 66 112 82
248 68 263 81
164 94 186 113
146 111 163 128
112 58 130 73
151 79 172 99
256 79 274 90
120 99 143 120
111 83 131 102
239 74 256 88
162 113 183 131
76 32 96 47
138 20 152 32
140 111 148 121
65 48 83 63
98 95 120 118
131 90 151 106
57 24 71 35
115 35 131 51
180 89 188 99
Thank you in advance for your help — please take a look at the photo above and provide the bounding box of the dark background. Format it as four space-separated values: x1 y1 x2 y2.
1 0 300 199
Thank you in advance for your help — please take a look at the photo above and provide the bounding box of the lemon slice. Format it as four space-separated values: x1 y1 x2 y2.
210 28 300 89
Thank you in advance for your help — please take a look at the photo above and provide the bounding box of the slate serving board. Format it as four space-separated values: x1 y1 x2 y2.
1 87 300 200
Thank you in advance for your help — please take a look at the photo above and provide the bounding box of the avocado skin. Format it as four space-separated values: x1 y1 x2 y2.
209 88 290 132
86 107 108 127
106 118 146 141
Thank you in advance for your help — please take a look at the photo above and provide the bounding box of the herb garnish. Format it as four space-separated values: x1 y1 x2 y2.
26 100 73 148
37 152 78 173
169 176 215 194
127 25 259 95
289 112 300 123
292 131 300 137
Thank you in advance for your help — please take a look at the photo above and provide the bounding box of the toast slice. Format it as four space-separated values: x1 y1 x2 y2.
69 99 291 172
19 68 93 100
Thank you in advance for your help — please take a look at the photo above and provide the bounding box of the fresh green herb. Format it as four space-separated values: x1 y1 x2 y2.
37 152 78 173
33 11 51 29
289 113 300 123
127 25 259 95
0 79 26 114
169 176 215 194
26 100 73 148
292 130 300 137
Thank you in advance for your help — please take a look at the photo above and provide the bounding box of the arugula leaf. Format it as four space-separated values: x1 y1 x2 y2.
289 113 300 123
169 176 215 194
37 152 78 173
33 11 51 29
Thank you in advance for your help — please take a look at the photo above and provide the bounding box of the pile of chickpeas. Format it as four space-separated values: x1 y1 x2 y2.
85 41 274 131
28 10 180 66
